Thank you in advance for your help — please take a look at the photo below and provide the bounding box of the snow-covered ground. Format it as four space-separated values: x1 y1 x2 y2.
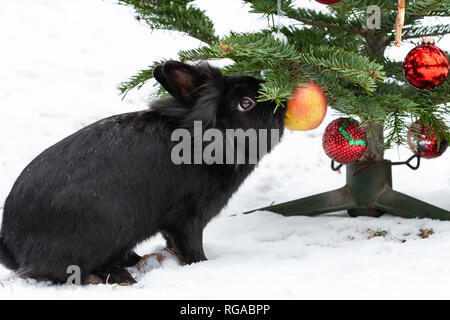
0 0 449 299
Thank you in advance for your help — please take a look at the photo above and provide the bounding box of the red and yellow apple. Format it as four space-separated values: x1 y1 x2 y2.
284 83 328 131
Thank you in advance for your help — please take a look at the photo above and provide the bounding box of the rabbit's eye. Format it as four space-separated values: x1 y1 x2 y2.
238 97 256 112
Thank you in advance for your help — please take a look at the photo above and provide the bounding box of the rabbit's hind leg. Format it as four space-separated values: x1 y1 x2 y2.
117 250 142 267
161 230 177 254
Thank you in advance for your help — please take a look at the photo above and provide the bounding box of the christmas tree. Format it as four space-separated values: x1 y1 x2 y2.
117 0 450 219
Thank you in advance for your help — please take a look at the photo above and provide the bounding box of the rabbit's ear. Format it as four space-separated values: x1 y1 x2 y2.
153 64 173 95
153 61 205 105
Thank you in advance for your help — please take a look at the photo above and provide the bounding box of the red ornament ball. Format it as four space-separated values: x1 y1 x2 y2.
403 41 449 90
322 118 368 164
315 0 342 4
407 120 448 159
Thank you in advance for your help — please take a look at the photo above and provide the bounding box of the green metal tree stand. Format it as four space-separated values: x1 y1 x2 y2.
246 159 450 220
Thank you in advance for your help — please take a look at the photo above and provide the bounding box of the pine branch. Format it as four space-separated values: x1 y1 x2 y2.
412 80 450 107
243 0 294 16
284 7 365 35
379 94 421 113
413 107 450 144
401 24 450 40
228 33 386 91
298 45 385 93
243 0 365 35
117 0 218 45
280 26 366 54
406 0 450 20
384 110 409 147
178 33 385 93
222 60 265 77
331 0 396 10
378 0 450 34
379 0 450 29
118 59 166 97
379 94 450 147
382 58 404 80
256 69 295 109
178 45 224 61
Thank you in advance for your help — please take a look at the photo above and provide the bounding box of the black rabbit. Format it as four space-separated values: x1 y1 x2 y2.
0 61 285 284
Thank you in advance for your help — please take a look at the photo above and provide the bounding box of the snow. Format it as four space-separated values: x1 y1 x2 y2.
0 0 449 299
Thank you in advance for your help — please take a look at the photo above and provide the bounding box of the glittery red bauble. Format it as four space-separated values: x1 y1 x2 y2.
407 120 448 159
403 44 449 90
315 0 342 4
322 118 368 164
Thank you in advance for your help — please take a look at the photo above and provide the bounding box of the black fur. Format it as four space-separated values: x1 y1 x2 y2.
0 61 285 284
